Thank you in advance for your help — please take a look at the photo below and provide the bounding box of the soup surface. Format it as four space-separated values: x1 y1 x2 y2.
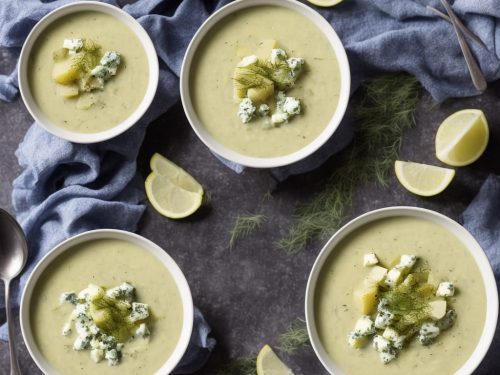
30 239 183 375
29 11 148 133
190 5 341 158
315 217 486 375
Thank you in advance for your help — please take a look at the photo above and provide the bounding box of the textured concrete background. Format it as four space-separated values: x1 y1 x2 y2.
1 15 500 375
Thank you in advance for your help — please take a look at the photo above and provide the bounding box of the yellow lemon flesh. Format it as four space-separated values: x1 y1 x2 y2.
435 109 489 166
394 161 455 197
145 153 203 219
256 344 294 375
306 0 343 7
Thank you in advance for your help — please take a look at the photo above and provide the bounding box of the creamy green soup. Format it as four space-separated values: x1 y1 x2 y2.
30 239 183 375
190 6 341 158
29 11 148 133
315 217 486 375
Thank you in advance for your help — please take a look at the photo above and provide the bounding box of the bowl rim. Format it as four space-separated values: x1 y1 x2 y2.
18 1 159 144
180 0 351 168
20 229 194 375
305 206 499 375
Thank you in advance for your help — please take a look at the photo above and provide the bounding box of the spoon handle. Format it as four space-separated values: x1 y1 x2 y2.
4 279 22 375
440 0 487 92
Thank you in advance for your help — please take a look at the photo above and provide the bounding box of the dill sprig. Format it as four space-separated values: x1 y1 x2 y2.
276 74 421 255
215 356 256 375
277 318 310 355
229 214 266 248
71 39 101 73
233 59 294 91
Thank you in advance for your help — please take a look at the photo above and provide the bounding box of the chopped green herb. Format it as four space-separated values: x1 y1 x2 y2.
277 319 310 355
229 214 266 248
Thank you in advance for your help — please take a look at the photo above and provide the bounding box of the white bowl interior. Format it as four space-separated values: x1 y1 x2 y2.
18 1 159 144
180 0 351 168
20 229 194 375
305 206 499 375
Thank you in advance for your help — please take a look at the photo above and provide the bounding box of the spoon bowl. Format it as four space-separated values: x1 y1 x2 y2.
0 208 28 375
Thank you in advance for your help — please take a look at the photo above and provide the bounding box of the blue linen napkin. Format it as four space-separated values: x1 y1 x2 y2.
461 175 500 374
1 0 500 371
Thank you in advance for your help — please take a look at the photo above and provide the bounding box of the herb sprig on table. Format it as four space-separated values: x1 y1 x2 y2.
229 214 267 248
277 74 421 254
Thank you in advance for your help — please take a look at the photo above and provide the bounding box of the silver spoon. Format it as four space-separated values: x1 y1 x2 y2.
440 0 487 92
0 208 28 375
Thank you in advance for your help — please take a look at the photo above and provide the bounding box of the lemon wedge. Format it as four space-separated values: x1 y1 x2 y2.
306 0 343 7
145 153 203 219
394 161 455 197
435 109 489 166
256 345 294 375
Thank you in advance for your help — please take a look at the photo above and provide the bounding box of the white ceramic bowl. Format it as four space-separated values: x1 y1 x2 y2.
180 0 351 168
305 206 498 375
18 1 159 143
20 229 193 375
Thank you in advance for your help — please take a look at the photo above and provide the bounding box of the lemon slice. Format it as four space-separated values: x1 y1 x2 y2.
145 154 203 219
256 345 294 375
435 109 489 166
306 0 343 7
150 153 203 194
394 161 455 197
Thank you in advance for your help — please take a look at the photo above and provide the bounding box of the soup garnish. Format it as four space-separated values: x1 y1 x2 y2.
52 38 122 106
59 282 151 366
233 41 305 126
347 253 457 364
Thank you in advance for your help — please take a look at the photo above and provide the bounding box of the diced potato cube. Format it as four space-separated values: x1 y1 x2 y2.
363 252 379 267
354 285 379 314
389 256 401 268
436 282 455 297
91 308 112 327
53 48 68 62
233 87 247 103
255 39 278 59
348 332 368 348
247 83 274 104
237 55 258 67
52 58 80 84
77 94 96 110
55 83 79 98
429 300 447 320
427 273 438 286
365 265 388 286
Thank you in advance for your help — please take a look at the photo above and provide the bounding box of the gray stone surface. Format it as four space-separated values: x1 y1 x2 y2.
1 42 500 375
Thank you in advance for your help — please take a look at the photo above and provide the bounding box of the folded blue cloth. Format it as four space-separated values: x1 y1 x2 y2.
461 175 500 374
1 0 500 371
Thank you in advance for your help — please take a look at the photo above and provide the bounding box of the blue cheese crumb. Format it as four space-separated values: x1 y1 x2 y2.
128 302 150 323
91 51 121 83
436 282 455 297
270 48 287 64
418 322 440 345
59 292 78 305
63 39 83 54
135 323 150 338
363 252 379 267
258 104 270 117
287 57 305 78
62 323 72 336
106 282 135 301
105 349 120 366
272 91 301 125
238 98 256 124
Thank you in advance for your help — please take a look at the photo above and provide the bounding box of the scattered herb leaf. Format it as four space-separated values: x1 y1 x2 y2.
229 214 266 248
277 318 310 355
276 74 421 254
215 356 256 375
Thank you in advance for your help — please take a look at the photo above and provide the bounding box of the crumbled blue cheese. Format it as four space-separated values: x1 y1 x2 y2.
282 97 301 116
379 349 397 364
373 335 391 352
374 310 395 329
270 48 287 64
363 252 379 267
60 283 150 367
128 302 150 323
384 266 405 288
91 51 121 82
287 57 305 78
271 91 301 125
399 254 418 268
59 292 78 305
436 282 455 297
382 327 406 350
354 316 376 336
418 322 440 345
106 282 135 301
238 98 256 124
437 309 457 331
63 38 83 54
258 104 270 117
135 323 150 339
